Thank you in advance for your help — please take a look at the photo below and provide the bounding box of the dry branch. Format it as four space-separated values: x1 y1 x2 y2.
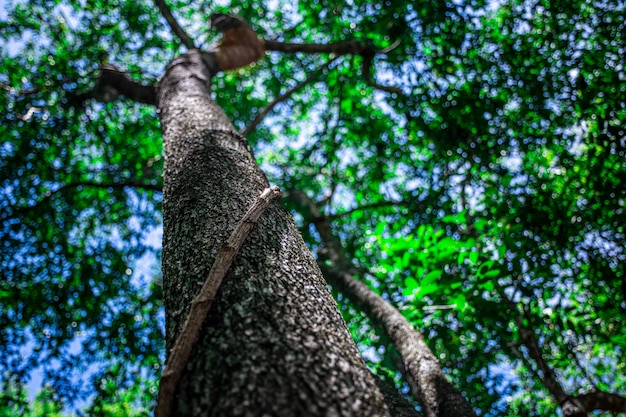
155 186 282 417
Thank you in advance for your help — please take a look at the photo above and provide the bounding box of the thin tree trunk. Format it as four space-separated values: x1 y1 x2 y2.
156 49 391 417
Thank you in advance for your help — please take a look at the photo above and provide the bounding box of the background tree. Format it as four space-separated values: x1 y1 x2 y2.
1 0 625 416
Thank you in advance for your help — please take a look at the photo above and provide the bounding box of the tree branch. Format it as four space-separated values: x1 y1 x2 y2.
155 186 282 417
240 56 339 136
288 190 477 417
569 344 600 391
362 52 403 95
502 294 626 416
576 391 626 414
153 0 196 49
506 342 545 386
70 34 399 108
503 296 570 403
264 39 373 55
265 39 402 94
69 65 156 107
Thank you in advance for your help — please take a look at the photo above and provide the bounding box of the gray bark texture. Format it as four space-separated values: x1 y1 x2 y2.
156 49 391 417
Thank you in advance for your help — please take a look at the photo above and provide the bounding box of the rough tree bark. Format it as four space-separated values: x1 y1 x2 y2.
156 49 392 416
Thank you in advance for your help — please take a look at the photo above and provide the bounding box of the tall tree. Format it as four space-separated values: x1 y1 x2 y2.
155 37 391 415
1 1 625 416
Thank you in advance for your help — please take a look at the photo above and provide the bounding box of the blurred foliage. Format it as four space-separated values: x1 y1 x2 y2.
0 372 152 416
0 0 624 415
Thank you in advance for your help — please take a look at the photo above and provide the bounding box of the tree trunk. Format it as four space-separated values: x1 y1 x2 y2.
156 49 391 417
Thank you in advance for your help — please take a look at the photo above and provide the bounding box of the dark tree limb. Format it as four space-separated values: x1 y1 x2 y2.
264 39 374 55
155 186 282 417
69 14 261 108
265 39 402 95
575 391 626 414
154 0 196 49
507 342 544 383
362 51 403 95
69 64 156 107
502 296 571 403
502 295 626 416
69 27 400 108
569 346 600 391
240 56 339 136
288 190 477 417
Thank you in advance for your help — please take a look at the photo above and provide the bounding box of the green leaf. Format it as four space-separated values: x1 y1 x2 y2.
416 282 439 298
423 269 443 285
469 251 479 265
403 277 419 296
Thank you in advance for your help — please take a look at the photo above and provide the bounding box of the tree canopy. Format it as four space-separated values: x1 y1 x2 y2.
1 0 625 416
